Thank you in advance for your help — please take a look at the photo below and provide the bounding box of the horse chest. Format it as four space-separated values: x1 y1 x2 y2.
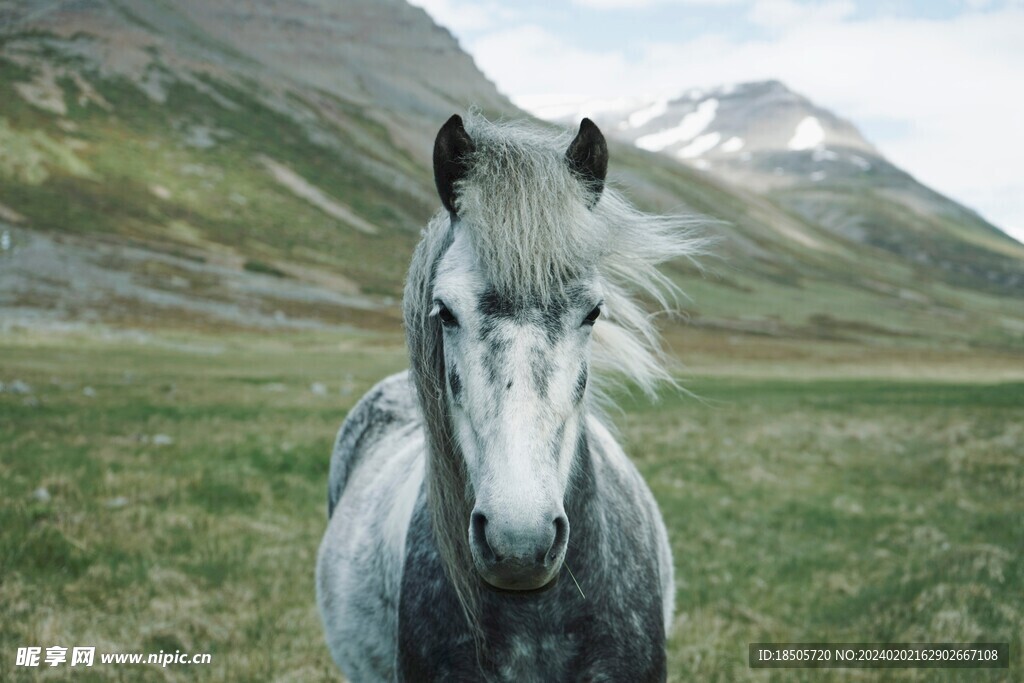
397 506 666 682
399 594 665 682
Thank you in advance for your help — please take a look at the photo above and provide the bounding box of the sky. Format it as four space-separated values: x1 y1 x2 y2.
408 0 1024 243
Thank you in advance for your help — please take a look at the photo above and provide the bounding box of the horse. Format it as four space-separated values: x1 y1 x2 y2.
316 112 702 681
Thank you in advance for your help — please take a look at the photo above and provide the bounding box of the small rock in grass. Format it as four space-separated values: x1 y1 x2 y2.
82 386 96 397
152 434 174 446
310 382 328 396
150 184 172 200
33 487 51 503
5 379 31 394
340 373 355 397
106 496 129 508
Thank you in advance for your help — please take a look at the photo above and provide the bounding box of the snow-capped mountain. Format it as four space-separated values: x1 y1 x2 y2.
528 80 879 189
526 80 1024 292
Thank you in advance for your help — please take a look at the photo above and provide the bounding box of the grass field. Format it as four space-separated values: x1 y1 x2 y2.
1 326 1021 682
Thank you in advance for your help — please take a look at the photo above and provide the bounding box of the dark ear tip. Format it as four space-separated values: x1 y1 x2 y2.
579 118 603 139
566 118 608 207
434 114 474 215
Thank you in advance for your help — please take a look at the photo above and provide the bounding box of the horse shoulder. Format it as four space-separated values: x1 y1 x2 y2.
318 371 426 681
327 370 419 517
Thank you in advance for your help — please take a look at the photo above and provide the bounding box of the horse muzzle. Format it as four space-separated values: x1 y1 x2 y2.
469 509 569 591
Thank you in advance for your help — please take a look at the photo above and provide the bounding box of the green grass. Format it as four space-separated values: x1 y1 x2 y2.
621 378 1023 682
0 329 404 681
1 329 1021 682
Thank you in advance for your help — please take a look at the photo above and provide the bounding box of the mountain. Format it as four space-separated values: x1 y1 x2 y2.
1 2 1022 352
0 0 514 329
529 80 1024 295
532 80 876 175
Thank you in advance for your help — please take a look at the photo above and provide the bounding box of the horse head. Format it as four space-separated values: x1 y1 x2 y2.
428 115 607 591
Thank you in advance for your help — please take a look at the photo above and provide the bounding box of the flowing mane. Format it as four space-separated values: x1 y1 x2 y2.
402 113 704 642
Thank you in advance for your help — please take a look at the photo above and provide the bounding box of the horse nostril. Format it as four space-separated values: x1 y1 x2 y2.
471 511 497 563
547 515 569 564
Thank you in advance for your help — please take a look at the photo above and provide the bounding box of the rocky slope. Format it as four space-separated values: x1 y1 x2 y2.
0 0 513 328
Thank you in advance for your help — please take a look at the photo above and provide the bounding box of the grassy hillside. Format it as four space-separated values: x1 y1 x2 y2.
0 40 426 297
611 145 1024 352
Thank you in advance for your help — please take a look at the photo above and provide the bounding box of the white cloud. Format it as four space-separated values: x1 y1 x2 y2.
747 0 856 27
407 0 513 33
470 25 638 100
467 7 1024 241
572 0 741 7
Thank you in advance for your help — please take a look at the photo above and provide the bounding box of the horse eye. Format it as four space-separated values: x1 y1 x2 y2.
582 306 601 326
437 304 459 328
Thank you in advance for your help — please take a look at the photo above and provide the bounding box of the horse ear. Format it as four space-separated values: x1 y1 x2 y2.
565 118 608 206
433 114 475 215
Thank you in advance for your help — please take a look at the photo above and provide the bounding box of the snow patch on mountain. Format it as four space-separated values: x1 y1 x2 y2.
812 147 839 162
788 116 825 151
850 154 872 171
636 99 718 152
626 99 669 129
679 132 721 159
721 136 744 153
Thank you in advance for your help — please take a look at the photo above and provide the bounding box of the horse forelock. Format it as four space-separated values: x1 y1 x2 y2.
450 113 708 395
455 115 605 301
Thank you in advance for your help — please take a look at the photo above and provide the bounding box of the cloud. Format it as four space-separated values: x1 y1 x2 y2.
747 0 856 27
470 25 638 100
465 6 1024 240
406 0 514 33
571 0 741 7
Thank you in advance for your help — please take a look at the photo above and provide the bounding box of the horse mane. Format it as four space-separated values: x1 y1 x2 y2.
403 113 705 644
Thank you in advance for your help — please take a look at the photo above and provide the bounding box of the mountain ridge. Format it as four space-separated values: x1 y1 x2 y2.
1 1 1022 351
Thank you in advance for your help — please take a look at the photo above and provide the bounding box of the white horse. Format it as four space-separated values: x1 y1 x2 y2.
317 113 701 681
